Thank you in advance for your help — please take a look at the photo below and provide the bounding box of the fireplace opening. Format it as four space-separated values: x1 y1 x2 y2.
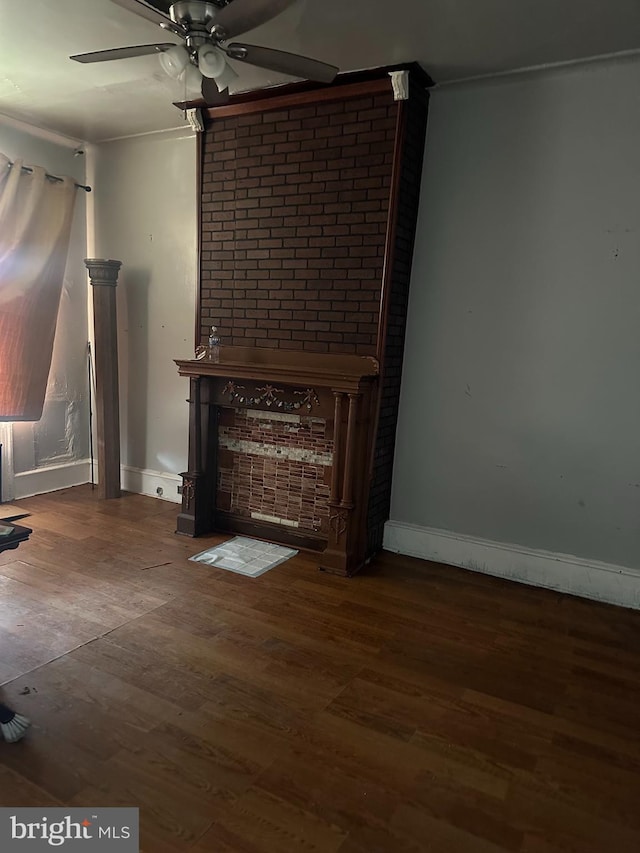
217 408 333 534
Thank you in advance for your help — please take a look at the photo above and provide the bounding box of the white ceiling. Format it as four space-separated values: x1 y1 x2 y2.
1 0 640 142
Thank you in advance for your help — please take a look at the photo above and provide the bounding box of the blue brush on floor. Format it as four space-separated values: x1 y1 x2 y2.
0 702 30 742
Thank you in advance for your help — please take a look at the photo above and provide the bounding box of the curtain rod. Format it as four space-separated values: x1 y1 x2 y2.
6 160 92 193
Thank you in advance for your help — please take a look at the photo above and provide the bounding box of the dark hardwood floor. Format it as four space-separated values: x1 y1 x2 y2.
1 485 639 851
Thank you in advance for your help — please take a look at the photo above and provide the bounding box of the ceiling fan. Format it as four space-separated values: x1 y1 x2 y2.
70 0 339 106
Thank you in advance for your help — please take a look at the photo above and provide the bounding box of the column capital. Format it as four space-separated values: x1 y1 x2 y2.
84 259 122 287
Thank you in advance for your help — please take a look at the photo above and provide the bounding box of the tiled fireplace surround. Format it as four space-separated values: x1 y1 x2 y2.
217 408 333 533
175 65 430 576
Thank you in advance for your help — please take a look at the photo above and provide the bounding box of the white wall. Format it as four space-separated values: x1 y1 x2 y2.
388 54 640 605
0 119 90 494
93 128 197 501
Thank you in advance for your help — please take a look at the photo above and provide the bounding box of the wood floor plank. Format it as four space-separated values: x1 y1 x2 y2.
252 750 402 835
506 783 640 853
0 764 63 808
406 776 524 852
69 638 219 711
391 801 512 853
0 485 639 852
193 786 347 853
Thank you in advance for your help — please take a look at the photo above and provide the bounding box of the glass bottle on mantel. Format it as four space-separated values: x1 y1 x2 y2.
208 325 221 363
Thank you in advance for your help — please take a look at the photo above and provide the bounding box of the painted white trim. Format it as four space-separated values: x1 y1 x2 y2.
434 47 640 90
13 459 91 499
383 521 640 610
84 142 97 474
0 113 84 148
84 143 97 261
98 126 195 144
10 460 181 504
0 423 15 502
120 465 182 503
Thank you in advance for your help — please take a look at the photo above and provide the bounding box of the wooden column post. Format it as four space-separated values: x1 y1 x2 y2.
85 258 122 500
177 377 217 537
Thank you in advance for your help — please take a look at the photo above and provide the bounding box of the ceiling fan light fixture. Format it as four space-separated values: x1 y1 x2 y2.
75 0 339 105
198 44 226 79
159 44 188 78
213 59 239 93
180 60 204 95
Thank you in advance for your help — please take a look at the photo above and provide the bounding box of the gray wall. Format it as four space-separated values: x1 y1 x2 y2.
391 55 640 569
93 128 197 492
0 121 89 473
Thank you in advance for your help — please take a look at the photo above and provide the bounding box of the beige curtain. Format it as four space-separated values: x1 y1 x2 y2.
0 153 77 421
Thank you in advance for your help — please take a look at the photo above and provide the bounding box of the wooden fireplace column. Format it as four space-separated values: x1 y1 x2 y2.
175 348 378 576
177 375 217 537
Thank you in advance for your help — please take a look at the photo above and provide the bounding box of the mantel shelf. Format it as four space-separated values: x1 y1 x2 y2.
175 346 379 392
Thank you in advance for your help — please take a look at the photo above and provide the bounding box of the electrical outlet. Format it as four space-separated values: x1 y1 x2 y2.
177 485 183 495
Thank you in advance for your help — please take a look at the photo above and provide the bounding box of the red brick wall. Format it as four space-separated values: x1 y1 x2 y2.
200 91 397 355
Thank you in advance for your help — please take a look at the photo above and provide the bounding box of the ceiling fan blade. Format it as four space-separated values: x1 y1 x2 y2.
212 0 297 38
201 77 231 106
225 43 338 83
109 0 170 26
71 44 175 63
139 0 173 12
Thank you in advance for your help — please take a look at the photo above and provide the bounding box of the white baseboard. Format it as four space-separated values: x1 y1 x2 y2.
120 465 182 504
13 459 92 499
383 520 640 610
11 460 182 504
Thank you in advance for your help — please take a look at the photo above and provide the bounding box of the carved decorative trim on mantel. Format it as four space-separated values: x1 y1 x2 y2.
182 477 195 511
329 510 349 538
222 382 319 412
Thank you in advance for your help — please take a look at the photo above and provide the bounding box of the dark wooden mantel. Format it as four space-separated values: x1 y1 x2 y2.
175 346 379 576
176 346 379 390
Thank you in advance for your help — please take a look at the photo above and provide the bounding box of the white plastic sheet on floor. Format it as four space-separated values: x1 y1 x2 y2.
189 536 298 577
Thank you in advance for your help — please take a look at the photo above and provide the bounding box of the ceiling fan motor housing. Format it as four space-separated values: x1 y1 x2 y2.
170 1 221 30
